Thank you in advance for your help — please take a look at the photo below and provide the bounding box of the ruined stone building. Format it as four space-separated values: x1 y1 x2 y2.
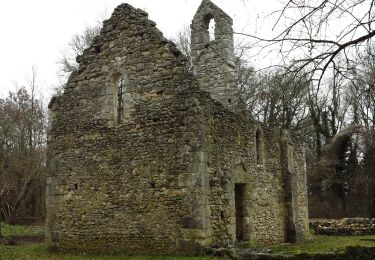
46 0 309 254
308 127 375 218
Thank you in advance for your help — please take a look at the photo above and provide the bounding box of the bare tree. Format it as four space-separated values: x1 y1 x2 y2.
235 62 312 137
0 68 47 227
239 0 375 86
346 47 375 128
172 25 311 132
306 58 351 157
116 10 366 163
172 25 192 68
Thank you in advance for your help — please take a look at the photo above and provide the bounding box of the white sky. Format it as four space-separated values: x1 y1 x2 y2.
0 0 280 101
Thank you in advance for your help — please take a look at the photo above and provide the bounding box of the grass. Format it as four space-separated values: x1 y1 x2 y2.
0 222 44 237
0 222 226 259
0 243 226 260
1 222 375 258
269 234 375 255
0 244 226 260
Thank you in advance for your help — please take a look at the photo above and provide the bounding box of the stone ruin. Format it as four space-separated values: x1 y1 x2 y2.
46 0 309 254
308 127 375 218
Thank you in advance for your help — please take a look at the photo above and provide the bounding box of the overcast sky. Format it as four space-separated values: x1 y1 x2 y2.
0 0 280 100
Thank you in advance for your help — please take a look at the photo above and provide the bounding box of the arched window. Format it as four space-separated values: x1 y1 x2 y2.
204 14 216 42
113 74 126 124
256 128 264 165
208 18 216 41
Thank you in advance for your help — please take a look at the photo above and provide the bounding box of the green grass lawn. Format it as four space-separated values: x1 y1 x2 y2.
0 244 225 260
0 222 225 259
1 222 375 259
268 234 375 255
0 243 226 260
0 222 44 237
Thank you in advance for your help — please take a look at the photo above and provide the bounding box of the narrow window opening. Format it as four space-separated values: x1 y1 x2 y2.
208 18 216 41
116 76 126 124
74 183 78 190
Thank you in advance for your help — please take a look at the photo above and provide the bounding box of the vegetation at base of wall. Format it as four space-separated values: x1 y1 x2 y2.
0 244 227 260
0 223 227 259
269 235 375 255
1 223 375 259
0 222 44 238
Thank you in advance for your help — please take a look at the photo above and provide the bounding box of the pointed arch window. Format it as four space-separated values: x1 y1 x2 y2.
208 18 216 41
204 14 216 42
113 75 126 125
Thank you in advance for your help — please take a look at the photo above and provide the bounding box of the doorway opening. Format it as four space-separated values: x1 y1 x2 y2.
235 183 246 241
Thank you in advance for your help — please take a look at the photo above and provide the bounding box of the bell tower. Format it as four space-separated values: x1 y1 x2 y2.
191 0 244 113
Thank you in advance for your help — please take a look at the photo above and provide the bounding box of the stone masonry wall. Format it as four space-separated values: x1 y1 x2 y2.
194 97 287 247
178 87 309 249
47 4 206 254
310 218 375 236
189 1 308 246
292 140 310 241
280 131 309 243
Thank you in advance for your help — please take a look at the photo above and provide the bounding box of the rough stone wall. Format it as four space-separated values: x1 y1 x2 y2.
191 0 244 114
293 143 310 241
189 1 308 245
47 4 205 254
182 94 309 249
186 97 299 247
280 132 309 242
310 218 375 236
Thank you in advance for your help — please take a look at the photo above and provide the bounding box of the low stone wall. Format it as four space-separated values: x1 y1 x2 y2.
310 218 375 236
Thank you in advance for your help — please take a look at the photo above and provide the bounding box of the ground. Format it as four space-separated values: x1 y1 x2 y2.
0 223 226 259
269 234 375 255
0 222 374 259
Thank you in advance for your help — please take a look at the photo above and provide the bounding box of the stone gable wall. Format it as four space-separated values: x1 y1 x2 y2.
47 4 205 254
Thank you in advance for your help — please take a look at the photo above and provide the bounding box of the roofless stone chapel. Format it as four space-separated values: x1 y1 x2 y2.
47 0 309 254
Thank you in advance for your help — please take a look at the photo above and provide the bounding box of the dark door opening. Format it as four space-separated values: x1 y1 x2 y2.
235 183 246 241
